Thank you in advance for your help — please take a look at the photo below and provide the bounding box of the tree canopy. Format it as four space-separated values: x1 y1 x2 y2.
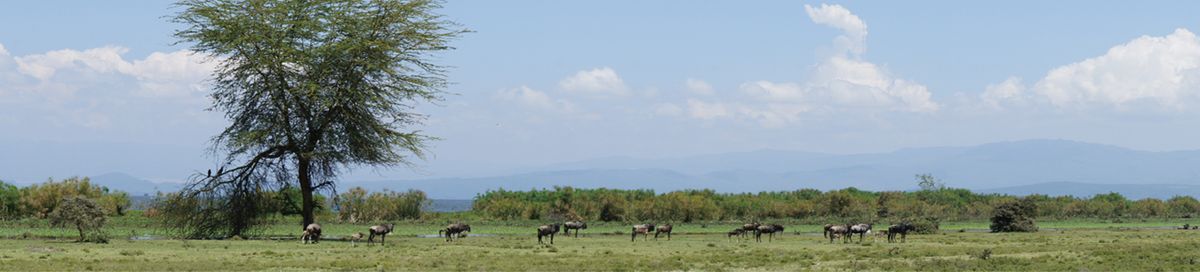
167 0 462 238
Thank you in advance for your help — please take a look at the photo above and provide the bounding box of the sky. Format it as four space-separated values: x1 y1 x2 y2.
4 1 1200 184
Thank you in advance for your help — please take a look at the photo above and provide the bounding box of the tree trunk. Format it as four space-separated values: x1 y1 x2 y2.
297 156 316 229
77 225 85 242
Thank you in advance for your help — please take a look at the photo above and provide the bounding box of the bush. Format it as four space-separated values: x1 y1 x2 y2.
334 187 427 222
990 198 1038 232
0 180 18 219
19 177 130 218
48 196 108 242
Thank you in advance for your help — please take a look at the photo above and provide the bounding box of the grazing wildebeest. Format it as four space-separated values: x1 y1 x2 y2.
823 224 834 239
741 222 761 238
887 222 915 243
563 221 587 237
727 228 745 241
349 232 364 247
631 224 655 242
441 223 471 241
827 224 850 243
302 223 322 244
849 223 873 243
367 223 394 246
537 223 561 244
754 224 784 242
654 224 674 241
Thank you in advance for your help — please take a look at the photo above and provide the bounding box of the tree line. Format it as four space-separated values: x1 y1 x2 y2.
0 177 130 220
472 186 1200 223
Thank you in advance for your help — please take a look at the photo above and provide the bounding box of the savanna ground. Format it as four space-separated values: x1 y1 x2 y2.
3 215 1200 271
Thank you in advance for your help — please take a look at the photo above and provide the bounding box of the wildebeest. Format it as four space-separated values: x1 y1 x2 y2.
887 222 914 243
823 224 834 239
754 224 784 242
368 223 395 246
441 223 472 241
655 224 674 240
727 228 746 241
827 224 850 243
631 224 655 242
349 232 364 247
741 222 761 238
563 221 587 237
537 223 561 244
849 223 872 243
302 223 322 244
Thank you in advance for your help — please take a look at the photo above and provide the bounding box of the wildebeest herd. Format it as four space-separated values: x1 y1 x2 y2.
298 221 919 245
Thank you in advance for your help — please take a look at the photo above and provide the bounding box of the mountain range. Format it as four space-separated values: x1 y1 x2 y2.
38 139 1200 200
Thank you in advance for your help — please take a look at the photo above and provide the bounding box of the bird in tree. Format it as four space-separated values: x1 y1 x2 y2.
165 0 464 238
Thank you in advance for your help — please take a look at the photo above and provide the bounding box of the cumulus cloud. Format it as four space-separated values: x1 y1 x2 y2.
980 77 1027 109
559 67 629 96
684 78 714 95
804 3 868 56
680 4 937 126
497 85 577 113
13 46 214 97
1032 28 1200 110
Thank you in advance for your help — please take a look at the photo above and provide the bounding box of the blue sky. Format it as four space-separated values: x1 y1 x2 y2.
4 1 1200 184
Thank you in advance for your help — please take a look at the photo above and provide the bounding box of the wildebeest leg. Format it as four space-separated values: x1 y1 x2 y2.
550 233 554 244
901 232 906 243
631 229 636 242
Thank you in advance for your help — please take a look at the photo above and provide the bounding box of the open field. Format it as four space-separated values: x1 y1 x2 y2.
3 228 1200 271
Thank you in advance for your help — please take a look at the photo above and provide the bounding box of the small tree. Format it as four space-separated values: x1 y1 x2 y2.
49 196 108 242
916 173 944 191
990 198 1038 232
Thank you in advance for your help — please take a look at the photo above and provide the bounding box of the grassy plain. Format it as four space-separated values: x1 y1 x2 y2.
3 216 1200 271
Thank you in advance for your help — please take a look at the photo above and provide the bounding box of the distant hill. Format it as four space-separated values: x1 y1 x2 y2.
343 139 1200 199
76 139 1200 200
88 172 180 196
979 182 1200 200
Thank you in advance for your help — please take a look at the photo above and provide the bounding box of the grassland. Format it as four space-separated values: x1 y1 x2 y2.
3 216 1200 271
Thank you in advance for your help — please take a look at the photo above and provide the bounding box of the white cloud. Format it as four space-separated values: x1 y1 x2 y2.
559 67 629 96
804 3 868 56
686 99 731 120
980 77 1026 109
1031 28 1200 110
497 85 577 113
680 4 936 126
684 78 714 95
12 46 214 98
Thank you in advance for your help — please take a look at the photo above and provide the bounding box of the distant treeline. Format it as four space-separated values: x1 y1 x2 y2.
0 177 131 219
472 186 1200 223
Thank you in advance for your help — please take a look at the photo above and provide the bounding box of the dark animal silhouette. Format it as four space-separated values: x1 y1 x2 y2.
655 224 673 240
1181 224 1191 230
827 224 850 243
754 224 784 242
823 224 834 239
727 228 745 241
302 223 321 244
367 223 394 246
441 223 471 241
887 222 914 243
849 223 872 243
563 221 587 237
631 224 655 242
741 222 761 238
537 223 561 244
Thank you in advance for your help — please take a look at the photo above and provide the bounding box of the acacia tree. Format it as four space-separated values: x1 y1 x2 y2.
169 0 461 237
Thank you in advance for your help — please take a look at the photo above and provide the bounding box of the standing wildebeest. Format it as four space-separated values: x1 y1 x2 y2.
537 223 561 244
654 224 674 241
827 224 850 243
563 221 587 237
754 224 784 242
349 232 364 247
741 222 761 238
887 222 914 243
302 223 322 244
727 228 745 241
367 223 395 246
441 223 472 241
823 224 835 239
849 223 873 243
631 224 655 242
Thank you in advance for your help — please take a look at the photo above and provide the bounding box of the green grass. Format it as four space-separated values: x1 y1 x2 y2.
3 228 1200 271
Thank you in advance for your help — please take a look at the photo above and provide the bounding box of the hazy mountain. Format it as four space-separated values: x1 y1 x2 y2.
75 139 1200 200
89 172 180 196
979 182 1200 200
346 139 1200 199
